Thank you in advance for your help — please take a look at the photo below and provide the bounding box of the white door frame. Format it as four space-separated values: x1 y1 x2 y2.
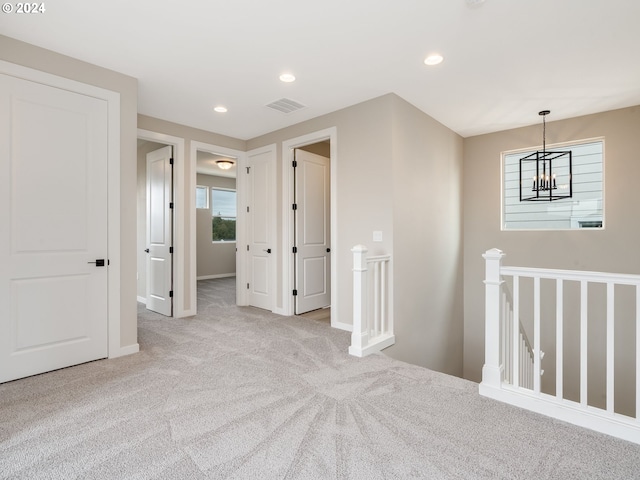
281 128 348 330
137 129 186 317
0 60 128 357
190 141 247 309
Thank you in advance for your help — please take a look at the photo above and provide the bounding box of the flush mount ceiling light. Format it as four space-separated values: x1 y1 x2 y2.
519 110 573 202
424 54 444 66
216 159 234 170
279 73 296 83
214 106 228 113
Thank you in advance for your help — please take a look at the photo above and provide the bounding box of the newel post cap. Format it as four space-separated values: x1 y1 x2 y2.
482 248 505 260
351 244 369 253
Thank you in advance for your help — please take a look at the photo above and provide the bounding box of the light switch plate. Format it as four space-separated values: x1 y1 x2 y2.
373 231 383 242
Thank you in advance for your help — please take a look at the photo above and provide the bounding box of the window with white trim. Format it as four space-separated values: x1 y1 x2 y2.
195 185 209 209
211 188 236 242
502 139 604 230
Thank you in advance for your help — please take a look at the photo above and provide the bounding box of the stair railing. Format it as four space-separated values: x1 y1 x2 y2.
349 245 395 357
480 248 640 445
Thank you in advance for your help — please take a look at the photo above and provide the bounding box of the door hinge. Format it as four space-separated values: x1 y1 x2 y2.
247 206 250 213
247 283 250 289
292 160 297 168
169 290 173 298
292 203 297 210
293 289 298 296
246 245 249 251
169 202 174 209
246 166 250 174
292 246 297 254
169 247 173 254
170 158 174 165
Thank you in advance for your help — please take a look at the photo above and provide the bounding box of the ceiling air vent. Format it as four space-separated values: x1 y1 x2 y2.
265 98 306 114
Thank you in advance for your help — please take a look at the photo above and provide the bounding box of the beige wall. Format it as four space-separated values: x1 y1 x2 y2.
0 35 139 348
248 93 465 375
196 174 237 278
463 107 640 409
248 94 395 325
387 97 464 375
137 114 245 313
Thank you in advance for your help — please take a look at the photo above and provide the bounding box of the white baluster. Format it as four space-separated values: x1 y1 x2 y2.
556 279 564 401
381 260 387 335
513 276 520 388
636 284 640 422
606 282 615 414
374 261 380 337
580 280 588 407
534 276 541 394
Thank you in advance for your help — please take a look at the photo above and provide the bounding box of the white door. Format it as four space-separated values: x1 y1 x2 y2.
294 150 331 314
146 146 173 316
246 147 275 310
0 73 109 383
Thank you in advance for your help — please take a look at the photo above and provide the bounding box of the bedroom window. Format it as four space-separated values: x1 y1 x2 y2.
502 139 604 230
195 185 209 209
211 188 236 242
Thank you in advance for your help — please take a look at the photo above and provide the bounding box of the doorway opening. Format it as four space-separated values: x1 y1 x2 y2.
281 127 340 328
190 141 246 312
293 144 331 318
136 138 174 316
195 147 238 309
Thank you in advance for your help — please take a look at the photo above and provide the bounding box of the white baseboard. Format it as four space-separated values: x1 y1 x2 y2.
332 320 353 332
348 334 395 357
174 308 196 318
136 296 146 304
109 343 139 359
197 273 236 280
479 383 640 446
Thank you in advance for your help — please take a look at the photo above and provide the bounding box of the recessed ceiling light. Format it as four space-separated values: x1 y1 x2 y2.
214 106 227 113
424 54 444 66
279 73 296 83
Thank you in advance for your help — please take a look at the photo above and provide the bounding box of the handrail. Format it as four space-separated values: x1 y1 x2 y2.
501 266 640 285
480 248 640 446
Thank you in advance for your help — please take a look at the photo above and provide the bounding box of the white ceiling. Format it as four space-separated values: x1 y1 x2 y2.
2 0 639 140
196 151 237 178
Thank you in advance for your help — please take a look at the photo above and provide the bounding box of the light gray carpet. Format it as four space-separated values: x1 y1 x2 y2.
1 277 640 479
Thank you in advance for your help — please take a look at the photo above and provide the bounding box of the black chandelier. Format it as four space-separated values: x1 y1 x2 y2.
519 110 572 201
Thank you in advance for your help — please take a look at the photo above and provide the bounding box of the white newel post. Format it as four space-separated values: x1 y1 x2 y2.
349 245 369 357
481 248 505 389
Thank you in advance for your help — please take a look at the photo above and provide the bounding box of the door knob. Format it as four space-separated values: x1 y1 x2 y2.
88 259 106 267
326 248 331 253
144 249 149 253
264 248 272 253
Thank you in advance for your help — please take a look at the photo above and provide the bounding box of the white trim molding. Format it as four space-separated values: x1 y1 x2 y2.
190 141 246 309
281 128 340 328
110 343 140 358
137 129 186 317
